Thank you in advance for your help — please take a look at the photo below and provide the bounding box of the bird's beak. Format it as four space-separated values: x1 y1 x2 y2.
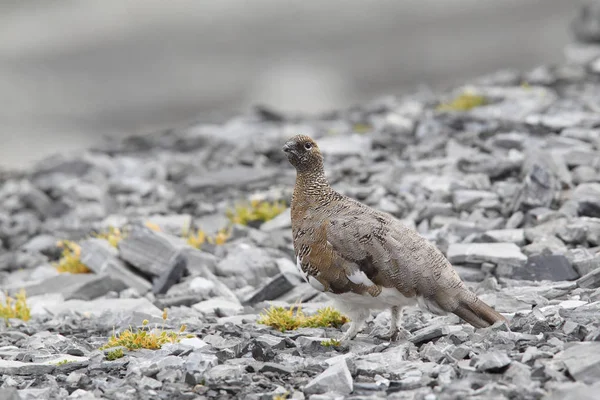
282 142 294 154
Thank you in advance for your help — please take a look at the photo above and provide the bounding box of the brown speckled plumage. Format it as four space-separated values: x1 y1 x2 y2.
283 134 507 341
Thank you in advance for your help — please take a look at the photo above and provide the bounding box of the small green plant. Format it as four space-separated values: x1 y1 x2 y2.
257 304 348 333
321 338 342 347
54 241 90 274
100 310 187 351
227 199 286 226
94 226 125 248
106 348 125 360
0 289 30 322
56 359 70 366
436 91 487 111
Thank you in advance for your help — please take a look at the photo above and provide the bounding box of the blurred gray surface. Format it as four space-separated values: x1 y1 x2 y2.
0 0 584 168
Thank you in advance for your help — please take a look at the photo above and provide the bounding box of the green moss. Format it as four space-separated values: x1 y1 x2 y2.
106 348 125 360
56 359 70 366
321 338 342 347
437 91 487 111
257 304 348 332
100 311 187 351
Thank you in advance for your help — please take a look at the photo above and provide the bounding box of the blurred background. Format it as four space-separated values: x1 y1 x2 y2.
0 0 589 169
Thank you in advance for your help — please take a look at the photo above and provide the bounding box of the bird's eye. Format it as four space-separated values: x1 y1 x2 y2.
304 143 312 150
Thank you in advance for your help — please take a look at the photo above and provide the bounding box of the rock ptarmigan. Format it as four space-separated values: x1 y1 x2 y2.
283 134 507 341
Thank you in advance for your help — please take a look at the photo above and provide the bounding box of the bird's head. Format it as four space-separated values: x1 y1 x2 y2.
282 135 323 172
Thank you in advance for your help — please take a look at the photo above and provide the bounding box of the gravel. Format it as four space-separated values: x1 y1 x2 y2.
2 30 600 399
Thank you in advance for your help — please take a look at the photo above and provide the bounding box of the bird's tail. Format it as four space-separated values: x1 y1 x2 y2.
451 289 507 329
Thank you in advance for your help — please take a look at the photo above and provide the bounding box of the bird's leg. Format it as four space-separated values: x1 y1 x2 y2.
339 308 369 342
376 306 410 341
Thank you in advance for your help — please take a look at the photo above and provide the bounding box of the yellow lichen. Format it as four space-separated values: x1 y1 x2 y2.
257 304 348 333
54 241 90 274
186 228 207 249
207 227 231 246
436 91 487 111
0 289 30 322
227 199 287 226
93 226 125 248
145 221 162 232
273 394 289 400
184 227 230 249
100 309 187 351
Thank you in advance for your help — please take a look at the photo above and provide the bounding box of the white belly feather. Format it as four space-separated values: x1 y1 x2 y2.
296 256 419 312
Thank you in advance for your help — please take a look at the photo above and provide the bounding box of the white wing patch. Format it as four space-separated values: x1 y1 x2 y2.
308 276 325 291
295 256 308 281
346 270 375 287
296 256 325 291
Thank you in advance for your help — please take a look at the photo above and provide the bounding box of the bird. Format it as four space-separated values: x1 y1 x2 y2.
282 134 508 341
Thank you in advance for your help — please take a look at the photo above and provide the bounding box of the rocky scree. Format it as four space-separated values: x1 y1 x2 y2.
2 35 600 400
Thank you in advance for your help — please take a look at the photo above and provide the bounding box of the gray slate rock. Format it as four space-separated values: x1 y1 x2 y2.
79 238 152 295
482 229 525 245
572 1 600 43
144 214 192 236
45 297 162 318
0 388 21 400
304 360 354 395
555 342 600 384
192 297 243 317
565 248 600 276
410 325 468 345
185 167 282 191
572 183 600 218
474 350 511 372
513 153 561 212
0 360 56 376
22 234 60 257
259 362 293 375
513 255 579 281
182 247 237 301
260 208 291 232
152 252 187 295
447 242 527 267
215 244 279 288
242 273 302 305
118 226 186 277
577 268 600 289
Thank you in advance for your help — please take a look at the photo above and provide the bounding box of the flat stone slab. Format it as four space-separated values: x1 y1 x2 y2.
303 359 354 395
44 297 162 318
0 359 56 376
555 342 600 384
447 242 527 267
